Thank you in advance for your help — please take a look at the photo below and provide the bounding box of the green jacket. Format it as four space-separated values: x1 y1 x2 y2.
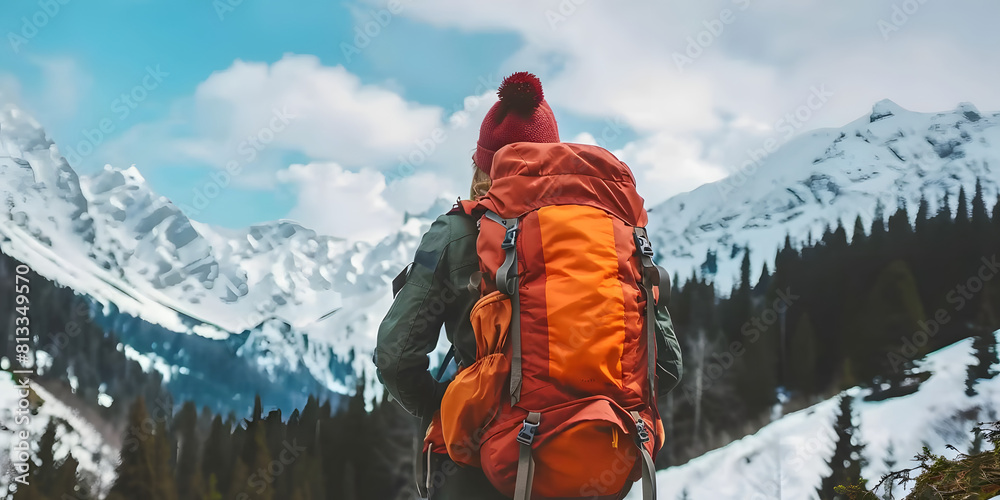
374 211 683 419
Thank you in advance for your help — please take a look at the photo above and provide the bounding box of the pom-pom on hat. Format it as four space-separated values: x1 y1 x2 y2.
474 72 560 176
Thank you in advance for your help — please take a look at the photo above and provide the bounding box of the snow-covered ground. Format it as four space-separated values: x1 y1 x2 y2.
626 330 1000 500
0 374 118 498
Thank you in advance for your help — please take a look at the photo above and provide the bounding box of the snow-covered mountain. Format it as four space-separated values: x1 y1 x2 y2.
649 99 1000 291
1 99 998 413
0 102 435 412
623 330 1000 500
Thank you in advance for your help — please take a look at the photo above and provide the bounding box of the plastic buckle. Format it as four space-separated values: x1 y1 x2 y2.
516 419 539 446
502 225 519 250
635 417 650 444
633 231 654 257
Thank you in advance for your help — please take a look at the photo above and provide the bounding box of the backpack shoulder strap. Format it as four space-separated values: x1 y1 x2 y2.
486 210 523 406
633 226 661 403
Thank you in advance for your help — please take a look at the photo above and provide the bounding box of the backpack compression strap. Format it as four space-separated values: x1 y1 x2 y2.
630 410 658 500
512 411 541 500
487 210 523 407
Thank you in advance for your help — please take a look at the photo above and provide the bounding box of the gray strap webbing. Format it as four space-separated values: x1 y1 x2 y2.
483 210 506 228
634 227 659 402
425 445 433 493
392 263 412 298
513 412 541 500
630 411 657 500
494 214 522 406
507 278 522 406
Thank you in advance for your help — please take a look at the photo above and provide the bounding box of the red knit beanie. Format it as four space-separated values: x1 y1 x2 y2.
474 72 560 176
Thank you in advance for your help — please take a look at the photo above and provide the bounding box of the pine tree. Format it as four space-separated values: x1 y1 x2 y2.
53 452 87 500
956 186 970 226
202 415 233 494
972 179 989 230
153 420 179 500
851 215 867 245
107 398 158 500
992 195 1000 230
756 262 771 294
843 260 926 385
869 200 887 249
788 313 819 395
817 395 866 499
881 442 897 500
228 423 274 500
176 401 206 500
915 195 930 236
205 474 223 500
965 332 999 396
35 420 58 488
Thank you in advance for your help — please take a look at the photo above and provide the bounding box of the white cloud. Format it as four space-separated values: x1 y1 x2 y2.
101 54 445 178
369 0 1000 200
276 162 401 243
0 74 23 106
96 55 503 242
28 56 91 119
615 132 729 207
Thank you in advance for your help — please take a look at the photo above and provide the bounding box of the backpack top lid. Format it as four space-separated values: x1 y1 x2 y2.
474 141 648 227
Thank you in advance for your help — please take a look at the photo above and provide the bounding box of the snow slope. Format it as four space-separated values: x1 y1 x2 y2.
625 330 1000 500
0 375 118 497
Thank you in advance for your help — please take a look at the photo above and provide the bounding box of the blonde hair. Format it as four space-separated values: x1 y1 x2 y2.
470 162 491 200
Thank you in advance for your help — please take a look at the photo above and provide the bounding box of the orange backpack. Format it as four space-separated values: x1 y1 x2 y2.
433 142 666 500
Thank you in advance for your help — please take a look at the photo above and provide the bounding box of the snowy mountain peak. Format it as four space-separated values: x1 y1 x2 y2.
870 98 908 122
956 102 983 122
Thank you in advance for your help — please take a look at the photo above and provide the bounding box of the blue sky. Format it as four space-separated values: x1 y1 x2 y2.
3 0 1000 242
